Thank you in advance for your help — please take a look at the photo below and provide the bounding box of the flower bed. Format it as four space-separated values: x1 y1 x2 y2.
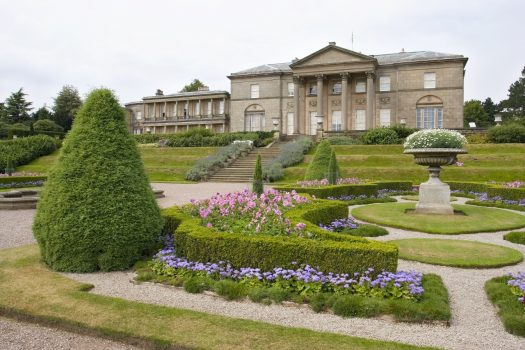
508 272 525 307
162 192 398 275
297 177 362 188
486 275 525 336
403 129 467 149
0 175 47 189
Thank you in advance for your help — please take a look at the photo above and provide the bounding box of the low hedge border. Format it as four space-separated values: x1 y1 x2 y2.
466 200 525 212
0 176 47 184
448 182 525 201
162 201 398 275
485 276 525 337
273 181 413 199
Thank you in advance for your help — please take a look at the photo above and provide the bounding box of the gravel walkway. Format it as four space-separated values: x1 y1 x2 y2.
3 186 525 349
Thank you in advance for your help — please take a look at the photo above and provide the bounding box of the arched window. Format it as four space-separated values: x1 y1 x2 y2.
416 95 443 129
244 104 265 131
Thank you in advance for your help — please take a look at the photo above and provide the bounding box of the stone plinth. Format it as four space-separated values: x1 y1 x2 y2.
416 179 454 215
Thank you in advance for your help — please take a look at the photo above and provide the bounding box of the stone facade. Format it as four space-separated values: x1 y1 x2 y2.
126 43 467 135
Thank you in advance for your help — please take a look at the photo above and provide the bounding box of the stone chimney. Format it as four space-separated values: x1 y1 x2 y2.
198 85 210 92
155 89 163 96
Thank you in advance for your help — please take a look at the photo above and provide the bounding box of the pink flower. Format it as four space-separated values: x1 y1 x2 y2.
295 222 306 230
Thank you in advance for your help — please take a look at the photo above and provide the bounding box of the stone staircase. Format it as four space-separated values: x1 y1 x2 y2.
207 142 282 183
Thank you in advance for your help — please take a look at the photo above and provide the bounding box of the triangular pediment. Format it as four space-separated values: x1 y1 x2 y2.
290 45 376 68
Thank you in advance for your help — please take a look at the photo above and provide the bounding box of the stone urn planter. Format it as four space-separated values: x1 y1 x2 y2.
404 148 467 215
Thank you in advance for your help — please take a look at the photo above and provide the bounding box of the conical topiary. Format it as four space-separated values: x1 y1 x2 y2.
304 139 332 180
33 88 164 272
327 150 339 185
252 154 263 195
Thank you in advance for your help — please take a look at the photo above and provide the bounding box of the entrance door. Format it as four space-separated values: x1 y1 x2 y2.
287 112 294 135
309 111 318 135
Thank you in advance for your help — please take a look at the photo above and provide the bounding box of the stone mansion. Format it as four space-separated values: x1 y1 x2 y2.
125 42 468 135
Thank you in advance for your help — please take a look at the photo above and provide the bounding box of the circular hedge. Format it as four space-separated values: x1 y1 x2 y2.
33 89 164 272
390 238 523 268
351 202 525 234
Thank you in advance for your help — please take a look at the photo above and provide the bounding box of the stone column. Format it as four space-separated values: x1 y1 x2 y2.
316 74 324 122
366 71 375 129
153 102 156 120
209 99 213 116
164 101 167 119
175 101 178 118
293 76 300 134
341 73 349 131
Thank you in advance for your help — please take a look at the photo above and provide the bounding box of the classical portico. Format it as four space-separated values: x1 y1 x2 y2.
289 42 379 134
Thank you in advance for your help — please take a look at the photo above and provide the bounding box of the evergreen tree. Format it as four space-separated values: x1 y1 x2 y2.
180 79 205 92
327 150 339 185
33 88 164 272
499 67 525 121
252 154 264 195
33 105 54 121
0 103 6 122
482 97 497 125
463 100 489 127
52 85 82 131
304 139 332 180
3 88 32 123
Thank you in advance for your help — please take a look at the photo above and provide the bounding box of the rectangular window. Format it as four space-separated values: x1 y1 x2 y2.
287 82 294 96
287 112 294 135
309 111 318 135
195 101 200 115
208 101 212 115
379 109 391 127
355 81 366 93
245 113 265 132
250 84 259 98
331 110 342 131
219 100 225 114
424 73 436 89
355 110 366 130
148 105 154 118
308 83 317 96
379 76 391 92
136 111 142 120
416 107 443 128
172 103 177 117
184 102 188 118
332 82 342 95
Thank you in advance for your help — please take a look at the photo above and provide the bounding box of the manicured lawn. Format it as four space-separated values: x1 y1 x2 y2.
504 231 525 245
17 146 219 182
351 203 525 234
0 245 435 350
390 239 523 268
401 195 458 202
281 144 525 183
485 276 525 337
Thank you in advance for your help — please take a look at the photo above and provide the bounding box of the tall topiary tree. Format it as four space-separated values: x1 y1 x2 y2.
327 150 339 185
252 154 263 195
33 88 164 272
304 139 332 180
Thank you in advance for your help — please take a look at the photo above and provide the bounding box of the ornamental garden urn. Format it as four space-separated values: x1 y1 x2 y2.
403 129 468 215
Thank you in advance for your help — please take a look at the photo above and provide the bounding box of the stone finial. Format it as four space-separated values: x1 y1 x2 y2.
155 89 163 96
329 41 336 46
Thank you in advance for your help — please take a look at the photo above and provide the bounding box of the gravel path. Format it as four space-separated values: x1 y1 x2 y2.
3 187 525 349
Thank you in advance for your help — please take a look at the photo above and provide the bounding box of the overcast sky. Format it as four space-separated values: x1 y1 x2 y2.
1 0 523 110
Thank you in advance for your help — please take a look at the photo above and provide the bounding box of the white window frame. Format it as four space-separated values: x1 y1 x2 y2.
208 101 212 116
416 107 443 128
136 111 142 120
355 81 366 93
331 110 342 131
355 110 366 130
332 82 342 95
195 101 200 115
250 84 260 99
379 76 391 92
219 100 225 114
379 109 391 127
424 73 436 89
287 82 294 96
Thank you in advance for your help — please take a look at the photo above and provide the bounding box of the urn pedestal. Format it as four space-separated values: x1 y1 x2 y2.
404 148 467 215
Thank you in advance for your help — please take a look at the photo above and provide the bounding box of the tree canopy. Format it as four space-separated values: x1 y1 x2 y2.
52 85 82 131
180 79 205 92
2 88 32 124
33 105 54 121
499 66 525 122
463 99 489 127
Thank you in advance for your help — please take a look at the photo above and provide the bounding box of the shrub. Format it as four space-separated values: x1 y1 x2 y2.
304 140 332 180
332 295 382 318
447 181 488 194
33 89 164 272
388 125 417 139
466 133 490 144
504 232 525 245
349 224 389 237
263 162 284 182
33 119 64 132
361 128 400 145
136 130 275 147
274 184 378 199
183 276 211 294
252 154 263 195
263 136 313 182
327 136 361 145
488 123 525 143
487 186 525 201
404 129 467 149
0 134 59 172
375 181 413 191
327 150 339 185
213 280 246 300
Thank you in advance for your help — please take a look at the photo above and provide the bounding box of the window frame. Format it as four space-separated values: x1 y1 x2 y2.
379 109 391 127
332 82 342 95
424 73 436 89
287 82 294 96
250 84 260 99
355 80 366 93
379 76 391 92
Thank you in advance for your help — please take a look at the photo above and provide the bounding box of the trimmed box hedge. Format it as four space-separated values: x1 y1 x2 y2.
448 181 525 200
162 201 398 275
273 181 413 199
374 181 413 191
0 176 47 184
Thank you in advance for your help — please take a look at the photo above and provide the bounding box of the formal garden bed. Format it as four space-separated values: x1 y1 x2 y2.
351 202 525 234
486 273 525 337
390 239 523 268
504 232 525 245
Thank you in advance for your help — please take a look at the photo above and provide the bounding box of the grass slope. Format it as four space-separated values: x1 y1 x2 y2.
351 203 525 234
390 239 523 268
18 146 219 182
0 245 434 350
281 144 525 183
